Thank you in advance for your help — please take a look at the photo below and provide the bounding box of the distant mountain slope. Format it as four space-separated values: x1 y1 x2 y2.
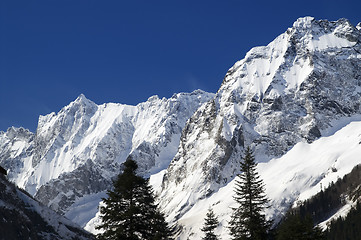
0 90 214 226
0 174 93 240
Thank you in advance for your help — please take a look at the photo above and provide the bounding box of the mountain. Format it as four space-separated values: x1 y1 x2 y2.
0 174 93 240
0 90 214 227
151 16 361 238
158 13 360 216
84 17 361 239
1 16 361 239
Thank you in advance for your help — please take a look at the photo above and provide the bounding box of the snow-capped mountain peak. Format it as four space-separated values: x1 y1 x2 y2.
222 17 359 101
292 16 314 29
1 89 214 225
157 17 361 237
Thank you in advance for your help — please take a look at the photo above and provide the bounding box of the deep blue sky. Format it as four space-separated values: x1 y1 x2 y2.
1 0 360 132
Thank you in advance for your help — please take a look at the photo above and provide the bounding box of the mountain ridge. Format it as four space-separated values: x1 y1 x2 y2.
0 89 214 227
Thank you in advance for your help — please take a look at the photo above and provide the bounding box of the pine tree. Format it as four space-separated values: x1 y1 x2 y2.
96 158 172 240
201 207 220 240
228 146 270 240
327 201 361 240
276 212 325 240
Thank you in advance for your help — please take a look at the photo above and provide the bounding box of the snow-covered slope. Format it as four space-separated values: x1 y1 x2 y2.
0 174 93 239
86 118 361 239
163 118 361 239
0 90 214 226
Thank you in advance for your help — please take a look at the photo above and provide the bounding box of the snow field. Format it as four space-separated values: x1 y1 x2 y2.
152 120 361 239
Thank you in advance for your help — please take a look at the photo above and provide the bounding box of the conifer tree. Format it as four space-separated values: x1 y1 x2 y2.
327 201 361 240
228 146 270 240
276 212 325 240
201 207 220 240
96 157 172 240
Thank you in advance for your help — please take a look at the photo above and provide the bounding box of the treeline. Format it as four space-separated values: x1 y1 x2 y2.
297 164 361 224
326 201 361 240
275 212 325 240
276 164 361 240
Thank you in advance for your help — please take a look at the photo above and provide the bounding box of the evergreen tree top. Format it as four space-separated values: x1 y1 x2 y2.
122 157 138 173
201 207 220 240
228 146 271 240
96 157 172 240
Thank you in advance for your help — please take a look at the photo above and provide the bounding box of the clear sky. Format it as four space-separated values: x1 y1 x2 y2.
1 0 360 132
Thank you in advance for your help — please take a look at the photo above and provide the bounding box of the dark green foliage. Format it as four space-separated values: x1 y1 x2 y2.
0 174 94 240
326 201 361 240
277 164 361 240
297 164 361 225
201 207 220 240
0 206 56 240
96 158 172 240
228 147 270 240
276 212 325 240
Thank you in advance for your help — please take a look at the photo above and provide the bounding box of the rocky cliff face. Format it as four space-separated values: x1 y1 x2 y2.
0 90 214 226
160 17 361 221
